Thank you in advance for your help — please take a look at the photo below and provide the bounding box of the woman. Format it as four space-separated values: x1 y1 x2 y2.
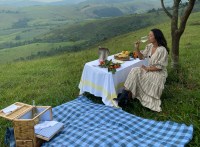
114 28 169 112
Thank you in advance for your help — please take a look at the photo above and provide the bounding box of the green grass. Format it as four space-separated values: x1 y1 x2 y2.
0 41 84 63
0 11 200 146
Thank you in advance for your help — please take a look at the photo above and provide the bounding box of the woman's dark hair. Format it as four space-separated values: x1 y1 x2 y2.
151 28 169 54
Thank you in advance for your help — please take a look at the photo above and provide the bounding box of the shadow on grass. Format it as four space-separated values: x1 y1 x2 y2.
83 92 104 105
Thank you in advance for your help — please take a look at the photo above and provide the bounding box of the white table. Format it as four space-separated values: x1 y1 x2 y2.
79 55 147 107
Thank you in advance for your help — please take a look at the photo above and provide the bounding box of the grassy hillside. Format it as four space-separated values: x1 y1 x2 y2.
0 5 91 56
0 42 84 63
0 11 199 146
0 11 169 63
0 0 199 64
79 0 166 15
0 5 87 29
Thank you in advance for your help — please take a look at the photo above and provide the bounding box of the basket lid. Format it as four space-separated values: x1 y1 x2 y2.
0 102 33 121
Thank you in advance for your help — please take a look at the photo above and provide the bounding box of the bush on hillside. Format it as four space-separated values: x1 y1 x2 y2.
93 7 123 17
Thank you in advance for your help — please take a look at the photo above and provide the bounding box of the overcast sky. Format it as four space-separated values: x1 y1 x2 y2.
31 0 63 2
0 0 64 2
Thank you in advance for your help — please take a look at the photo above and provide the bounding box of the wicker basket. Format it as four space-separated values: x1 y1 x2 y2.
0 102 52 147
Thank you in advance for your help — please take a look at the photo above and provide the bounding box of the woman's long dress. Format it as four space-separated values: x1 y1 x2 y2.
124 43 168 112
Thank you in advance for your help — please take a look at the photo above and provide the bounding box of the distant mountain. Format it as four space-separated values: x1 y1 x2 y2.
0 0 188 7
80 0 133 4
50 0 87 5
60 0 86 4
78 0 162 16
0 0 189 18
0 0 86 6
0 0 174 21
0 0 177 7
76 0 188 17
0 0 42 6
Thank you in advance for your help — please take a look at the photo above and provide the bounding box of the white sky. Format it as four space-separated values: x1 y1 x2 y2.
0 0 64 2
31 0 63 2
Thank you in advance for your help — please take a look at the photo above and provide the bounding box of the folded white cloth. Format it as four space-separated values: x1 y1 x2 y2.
2 104 20 114
34 121 58 130
113 59 124 64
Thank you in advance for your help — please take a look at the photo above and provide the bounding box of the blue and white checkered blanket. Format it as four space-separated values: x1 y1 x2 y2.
42 96 193 147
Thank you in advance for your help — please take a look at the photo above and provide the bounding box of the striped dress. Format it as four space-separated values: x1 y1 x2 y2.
124 43 168 112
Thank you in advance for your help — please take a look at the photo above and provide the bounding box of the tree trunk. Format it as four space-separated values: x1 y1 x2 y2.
171 32 181 69
161 0 196 70
171 0 180 70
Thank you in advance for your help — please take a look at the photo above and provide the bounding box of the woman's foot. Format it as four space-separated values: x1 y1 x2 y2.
113 98 119 107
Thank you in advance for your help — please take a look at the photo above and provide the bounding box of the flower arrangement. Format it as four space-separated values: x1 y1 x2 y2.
99 60 121 74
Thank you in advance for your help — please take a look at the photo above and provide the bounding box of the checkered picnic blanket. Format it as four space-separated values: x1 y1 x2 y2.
42 96 193 147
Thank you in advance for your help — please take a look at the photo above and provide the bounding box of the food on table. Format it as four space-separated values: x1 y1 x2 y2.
114 50 130 61
133 51 139 59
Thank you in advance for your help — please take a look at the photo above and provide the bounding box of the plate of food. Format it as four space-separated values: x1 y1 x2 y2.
114 51 130 61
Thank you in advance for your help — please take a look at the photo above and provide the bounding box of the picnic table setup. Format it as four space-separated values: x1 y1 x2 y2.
79 48 148 107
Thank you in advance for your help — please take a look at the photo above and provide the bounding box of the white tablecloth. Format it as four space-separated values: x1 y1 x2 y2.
79 55 147 107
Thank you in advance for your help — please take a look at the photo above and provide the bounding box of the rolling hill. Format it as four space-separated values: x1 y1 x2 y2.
0 11 199 146
0 0 167 30
0 0 198 61
78 0 162 15
0 11 169 63
0 0 86 6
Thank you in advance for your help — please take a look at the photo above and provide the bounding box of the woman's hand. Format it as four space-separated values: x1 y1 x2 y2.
134 41 144 60
141 65 161 72
134 41 140 50
141 65 149 72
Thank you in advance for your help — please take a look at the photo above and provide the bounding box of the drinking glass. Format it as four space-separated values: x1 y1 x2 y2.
140 36 148 43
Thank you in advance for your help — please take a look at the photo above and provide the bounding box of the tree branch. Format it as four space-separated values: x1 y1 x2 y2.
179 0 196 34
161 0 173 18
